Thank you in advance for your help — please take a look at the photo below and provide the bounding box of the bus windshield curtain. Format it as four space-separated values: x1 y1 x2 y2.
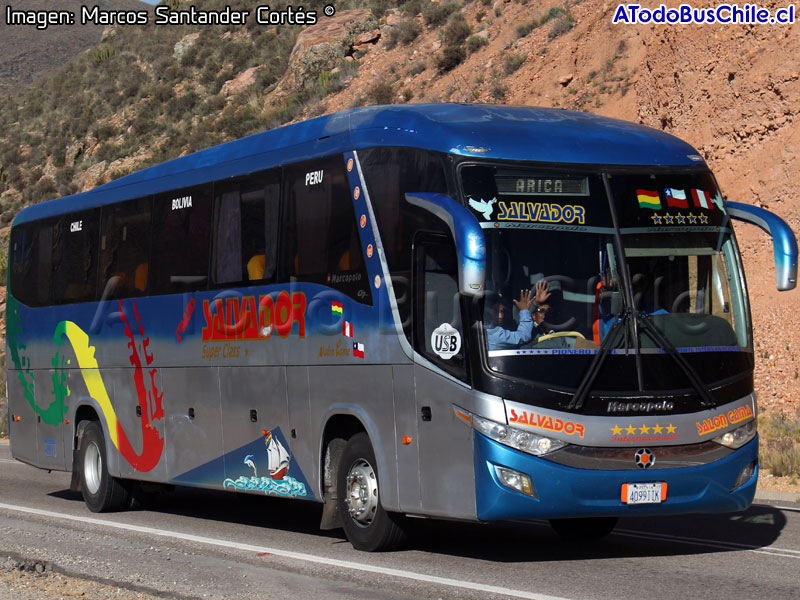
215 191 243 284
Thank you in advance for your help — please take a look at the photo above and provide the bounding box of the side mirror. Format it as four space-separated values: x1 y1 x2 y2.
727 201 798 291
404 193 486 296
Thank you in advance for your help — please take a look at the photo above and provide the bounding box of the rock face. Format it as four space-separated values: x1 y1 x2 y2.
270 9 378 103
221 66 262 96
173 32 201 61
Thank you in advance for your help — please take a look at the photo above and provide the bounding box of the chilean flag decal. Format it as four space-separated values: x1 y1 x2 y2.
664 188 688 209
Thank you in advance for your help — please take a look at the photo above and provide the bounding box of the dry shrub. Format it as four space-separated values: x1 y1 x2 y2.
759 408 800 479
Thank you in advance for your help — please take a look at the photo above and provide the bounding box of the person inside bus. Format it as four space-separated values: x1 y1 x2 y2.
485 280 551 350
531 303 554 342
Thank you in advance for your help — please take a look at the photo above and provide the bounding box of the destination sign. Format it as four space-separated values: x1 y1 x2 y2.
496 174 589 197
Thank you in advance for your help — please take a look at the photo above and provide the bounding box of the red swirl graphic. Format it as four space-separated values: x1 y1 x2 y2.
117 300 164 471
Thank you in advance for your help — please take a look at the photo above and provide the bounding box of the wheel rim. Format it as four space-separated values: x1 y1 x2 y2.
344 458 378 527
83 441 102 495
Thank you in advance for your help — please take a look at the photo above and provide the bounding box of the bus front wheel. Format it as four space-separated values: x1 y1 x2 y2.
78 421 131 512
549 516 618 540
337 432 407 551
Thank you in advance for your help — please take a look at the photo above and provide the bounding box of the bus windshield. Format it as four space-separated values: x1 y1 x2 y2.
461 164 751 390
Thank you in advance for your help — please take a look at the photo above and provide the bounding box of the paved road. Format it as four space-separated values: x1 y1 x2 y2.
1 441 799 600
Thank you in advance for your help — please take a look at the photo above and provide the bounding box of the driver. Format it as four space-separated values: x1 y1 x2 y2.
531 303 554 343
485 281 551 350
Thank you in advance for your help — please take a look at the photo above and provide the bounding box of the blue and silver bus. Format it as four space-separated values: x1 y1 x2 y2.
7 104 797 550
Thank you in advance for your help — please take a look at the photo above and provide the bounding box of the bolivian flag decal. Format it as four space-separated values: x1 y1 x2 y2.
636 189 661 210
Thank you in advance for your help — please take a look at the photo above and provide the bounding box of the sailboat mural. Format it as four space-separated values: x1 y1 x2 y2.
265 430 290 480
223 429 307 498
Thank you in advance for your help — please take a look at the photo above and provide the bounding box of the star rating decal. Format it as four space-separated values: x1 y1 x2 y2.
647 212 713 227
610 423 678 438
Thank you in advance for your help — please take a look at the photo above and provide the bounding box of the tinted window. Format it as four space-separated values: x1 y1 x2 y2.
99 197 152 298
51 210 99 304
10 221 53 307
152 186 212 294
282 156 371 303
359 147 450 336
414 235 466 379
212 171 279 287
359 147 449 272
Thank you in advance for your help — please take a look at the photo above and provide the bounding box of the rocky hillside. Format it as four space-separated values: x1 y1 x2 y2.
0 0 798 412
0 0 149 93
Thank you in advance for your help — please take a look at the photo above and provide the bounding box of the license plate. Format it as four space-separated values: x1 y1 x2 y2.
621 482 667 504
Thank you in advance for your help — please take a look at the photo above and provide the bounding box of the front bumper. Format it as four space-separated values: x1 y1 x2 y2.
474 433 758 521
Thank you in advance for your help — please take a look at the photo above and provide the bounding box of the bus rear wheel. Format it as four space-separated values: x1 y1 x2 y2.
337 432 407 551
79 421 131 512
549 517 618 540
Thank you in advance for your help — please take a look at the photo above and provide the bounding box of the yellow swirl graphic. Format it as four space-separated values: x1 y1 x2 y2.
57 321 121 449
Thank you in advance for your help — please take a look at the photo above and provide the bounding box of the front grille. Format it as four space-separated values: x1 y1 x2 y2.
544 440 733 470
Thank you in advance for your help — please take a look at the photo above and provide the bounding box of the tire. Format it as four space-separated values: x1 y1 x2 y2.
549 517 618 540
337 432 407 551
78 421 131 512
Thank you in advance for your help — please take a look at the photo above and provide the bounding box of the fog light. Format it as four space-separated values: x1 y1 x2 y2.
494 465 536 497
732 460 757 490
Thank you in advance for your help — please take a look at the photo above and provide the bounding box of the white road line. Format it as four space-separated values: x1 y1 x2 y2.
0 502 573 600
615 528 800 559
0 459 20 465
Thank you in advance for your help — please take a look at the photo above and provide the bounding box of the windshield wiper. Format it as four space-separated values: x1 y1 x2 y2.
568 310 628 411
569 173 644 412
569 173 718 411
635 314 717 408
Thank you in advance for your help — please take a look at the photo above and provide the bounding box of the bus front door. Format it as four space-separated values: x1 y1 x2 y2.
412 235 476 519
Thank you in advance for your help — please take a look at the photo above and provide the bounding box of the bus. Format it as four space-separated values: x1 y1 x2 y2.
6 104 797 551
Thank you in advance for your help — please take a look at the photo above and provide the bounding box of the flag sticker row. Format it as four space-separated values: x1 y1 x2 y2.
636 188 725 212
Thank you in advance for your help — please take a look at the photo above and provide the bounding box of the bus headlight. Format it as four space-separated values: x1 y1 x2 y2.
470 413 568 457
712 419 757 449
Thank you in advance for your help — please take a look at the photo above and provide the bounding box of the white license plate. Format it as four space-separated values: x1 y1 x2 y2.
622 482 666 504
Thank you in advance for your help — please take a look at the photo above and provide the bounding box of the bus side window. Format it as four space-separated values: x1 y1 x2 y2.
9 222 53 307
281 156 371 303
359 147 450 340
413 235 467 380
99 197 152 299
212 170 279 287
51 210 99 304
151 186 212 294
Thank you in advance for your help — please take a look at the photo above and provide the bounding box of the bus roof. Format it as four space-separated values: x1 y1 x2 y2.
15 103 704 224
